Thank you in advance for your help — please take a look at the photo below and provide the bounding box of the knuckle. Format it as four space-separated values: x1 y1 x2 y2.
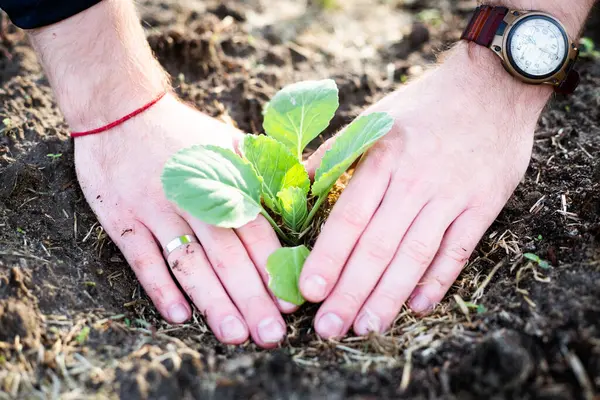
239 219 274 247
238 294 274 317
168 244 205 276
339 290 363 310
402 239 435 266
131 253 157 272
202 298 236 319
147 282 177 306
360 234 397 264
314 249 346 272
424 274 454 291
362 141 395 171
442 245 471 265
334 202 371 230
210 242 246 270
374 288 402 318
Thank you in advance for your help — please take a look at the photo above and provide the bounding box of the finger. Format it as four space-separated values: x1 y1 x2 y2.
312 176 428 339
236 215 298 313
300 150 393 303
408 207 495 314
189 218 287 348
354 200 462 335
147 214 250 344
112 220 192 324
304 136 335 178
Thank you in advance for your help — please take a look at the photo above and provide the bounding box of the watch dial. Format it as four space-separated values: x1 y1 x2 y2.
508 16 567 78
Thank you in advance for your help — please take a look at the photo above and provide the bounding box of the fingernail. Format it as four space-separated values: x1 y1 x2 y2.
303 275 327 299
409 294 432 314
355 312 381 336
277 299 298 313
316 312 344 338
258 317 286 344
168 303 189 324
219 316 247 342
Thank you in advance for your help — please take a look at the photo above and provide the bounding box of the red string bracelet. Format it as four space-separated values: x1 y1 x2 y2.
70 91 167 138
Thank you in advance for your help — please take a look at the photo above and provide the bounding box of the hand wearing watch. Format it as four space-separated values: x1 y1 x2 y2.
462 5 581 94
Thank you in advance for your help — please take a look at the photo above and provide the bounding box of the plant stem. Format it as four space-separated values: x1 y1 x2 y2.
299 193 328 233
260 208 291 243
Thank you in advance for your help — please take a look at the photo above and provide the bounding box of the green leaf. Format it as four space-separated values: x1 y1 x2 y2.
266 246 310 305
76 326 90 344
242 135 310 213
263 79 339 159
580 37 595 52
312 112 394 197
524 252 552 269
523 253 541 263
277 187 308 232
162 145 263 228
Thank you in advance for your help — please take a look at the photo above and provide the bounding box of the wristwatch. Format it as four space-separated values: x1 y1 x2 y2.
461 6 580 94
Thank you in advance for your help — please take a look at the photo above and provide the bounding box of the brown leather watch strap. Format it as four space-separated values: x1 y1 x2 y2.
461 5 509 47
556 70 580 95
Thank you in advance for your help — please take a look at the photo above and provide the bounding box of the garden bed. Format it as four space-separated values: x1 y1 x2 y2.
1 0 599 398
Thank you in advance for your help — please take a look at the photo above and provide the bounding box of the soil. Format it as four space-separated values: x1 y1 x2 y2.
1 1 600 399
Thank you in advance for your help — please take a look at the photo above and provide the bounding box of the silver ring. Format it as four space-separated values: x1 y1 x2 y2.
163 235 199 258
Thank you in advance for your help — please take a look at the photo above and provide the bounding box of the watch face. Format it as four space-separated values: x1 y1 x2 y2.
507 15 568 79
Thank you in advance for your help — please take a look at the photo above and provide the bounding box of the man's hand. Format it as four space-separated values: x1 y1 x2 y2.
300 43 553 338
76 96 295 347
27 0 293 348
300 0 595 340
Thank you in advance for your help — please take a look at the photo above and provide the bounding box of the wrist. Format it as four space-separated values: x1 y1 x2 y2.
441 41 552 122
29 0 170 132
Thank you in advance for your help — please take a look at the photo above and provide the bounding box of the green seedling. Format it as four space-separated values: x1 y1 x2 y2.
0 117 13 134
464 302 487 314
47 153 63 160
162 79 394 305
579 37 600 59
76 326 90 344
523 252 551 269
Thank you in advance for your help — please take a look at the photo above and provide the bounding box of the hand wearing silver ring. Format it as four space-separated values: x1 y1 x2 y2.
71 91 295 349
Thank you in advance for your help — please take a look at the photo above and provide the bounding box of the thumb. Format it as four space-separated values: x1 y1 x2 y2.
304 136 336 179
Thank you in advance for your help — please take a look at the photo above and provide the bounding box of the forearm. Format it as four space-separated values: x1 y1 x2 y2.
27 0 169 132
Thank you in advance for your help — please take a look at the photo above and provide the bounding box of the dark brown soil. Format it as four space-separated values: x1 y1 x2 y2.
1 1 599 399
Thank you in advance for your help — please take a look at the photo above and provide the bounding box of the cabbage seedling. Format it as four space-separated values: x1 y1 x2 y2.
162 79 394 306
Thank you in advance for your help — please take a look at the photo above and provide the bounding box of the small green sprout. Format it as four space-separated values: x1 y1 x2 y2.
534 234 543 241
16 227 25 234
417 9 443 27
524 253 551 269
47 153 63 160
76 326 90 344
1 117 14 134
162 79 394 305
464 302 487 314
135 319 151 329
314 0 338 10
579 37 600 59
84 281 96 288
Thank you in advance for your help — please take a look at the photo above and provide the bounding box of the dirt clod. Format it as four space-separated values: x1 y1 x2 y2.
0 298 41 345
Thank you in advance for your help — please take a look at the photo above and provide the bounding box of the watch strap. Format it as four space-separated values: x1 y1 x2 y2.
461 5 509 47
556 70 580 95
